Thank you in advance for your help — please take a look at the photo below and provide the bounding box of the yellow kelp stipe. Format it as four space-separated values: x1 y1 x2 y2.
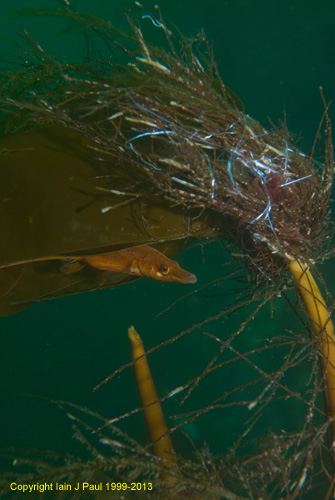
128 326 176 474
289 260 335 433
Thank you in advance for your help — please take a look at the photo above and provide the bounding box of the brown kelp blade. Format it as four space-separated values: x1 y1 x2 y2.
0 261 139 316
0 127 221 315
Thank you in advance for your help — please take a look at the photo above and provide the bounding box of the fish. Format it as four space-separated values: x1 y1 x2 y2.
0 245 197 284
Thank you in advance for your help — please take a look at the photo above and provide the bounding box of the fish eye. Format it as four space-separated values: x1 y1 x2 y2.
160 265 170 275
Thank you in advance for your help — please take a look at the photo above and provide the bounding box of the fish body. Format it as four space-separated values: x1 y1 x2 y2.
111 245 197 283
0 245 197 284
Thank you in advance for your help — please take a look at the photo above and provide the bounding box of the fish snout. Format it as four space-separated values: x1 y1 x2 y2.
179 270 197 284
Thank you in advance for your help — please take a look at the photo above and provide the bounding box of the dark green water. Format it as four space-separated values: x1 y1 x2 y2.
1 1 335 497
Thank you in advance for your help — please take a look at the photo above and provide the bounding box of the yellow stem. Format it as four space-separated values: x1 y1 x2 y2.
289 260 335 432
128 325 176 471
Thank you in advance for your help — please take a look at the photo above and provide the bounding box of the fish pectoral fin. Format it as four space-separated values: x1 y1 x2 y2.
60 259 85 274
106 271 140 285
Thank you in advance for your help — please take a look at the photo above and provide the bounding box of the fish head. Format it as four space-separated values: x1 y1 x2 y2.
138 253 197 284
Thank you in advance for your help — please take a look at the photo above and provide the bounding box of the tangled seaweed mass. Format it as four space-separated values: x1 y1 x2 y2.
1 1 335 499
1 3 333 277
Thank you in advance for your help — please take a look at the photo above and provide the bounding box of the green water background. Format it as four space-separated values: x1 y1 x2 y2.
1 0 335 496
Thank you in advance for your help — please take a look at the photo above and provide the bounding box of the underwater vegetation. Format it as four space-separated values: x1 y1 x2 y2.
1 0 335 498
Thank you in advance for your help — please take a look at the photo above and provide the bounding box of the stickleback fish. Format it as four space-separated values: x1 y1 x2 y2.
0 245 197 284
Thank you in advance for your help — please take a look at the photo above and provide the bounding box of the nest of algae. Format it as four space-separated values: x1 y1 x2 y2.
1 1 335 499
